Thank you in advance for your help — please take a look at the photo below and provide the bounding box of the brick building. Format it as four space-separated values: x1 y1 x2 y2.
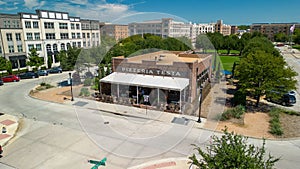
99 50 212 114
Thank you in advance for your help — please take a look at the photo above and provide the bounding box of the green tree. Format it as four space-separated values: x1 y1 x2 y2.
0 57 13 75
242 37 280 58
207 32 224 52
27 48 44 70
59 46 81 71
238 25 250 30
189 129 280 169
6 61 12 75
0 57 7 71
292 28 300 44
274 33 288 42
101 35 117 47
237 33 251 55
237 49 297 107
223 35 238 54
47 55 52 68
196 34 214 53
176 36 193 49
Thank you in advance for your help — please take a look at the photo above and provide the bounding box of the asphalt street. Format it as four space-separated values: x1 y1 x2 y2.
0 71 299 168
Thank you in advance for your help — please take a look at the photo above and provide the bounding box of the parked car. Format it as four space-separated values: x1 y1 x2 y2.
85 71 94 79
1 75 20 82
37 70 48 76
0 79 3 85
266 93 296 106
287 90 296 96
48 67 62 74
19 71 39 79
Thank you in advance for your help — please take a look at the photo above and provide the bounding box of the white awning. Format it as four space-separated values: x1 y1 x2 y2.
100 72 189 91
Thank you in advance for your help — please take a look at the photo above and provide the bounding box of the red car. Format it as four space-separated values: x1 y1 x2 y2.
1 75 20 82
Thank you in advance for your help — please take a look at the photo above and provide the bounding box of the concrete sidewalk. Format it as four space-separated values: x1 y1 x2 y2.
0 114 19 147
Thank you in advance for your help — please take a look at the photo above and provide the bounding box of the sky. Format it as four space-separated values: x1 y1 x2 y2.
0 0 299 25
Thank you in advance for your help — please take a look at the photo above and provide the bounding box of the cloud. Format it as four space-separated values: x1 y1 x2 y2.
24 0 45 9
52 1 136 22
69 0 88 5
0 0 6 5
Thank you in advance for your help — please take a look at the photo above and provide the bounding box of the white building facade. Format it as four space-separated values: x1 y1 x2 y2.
129 18 191 38
20 10 83 67
129 18 216 48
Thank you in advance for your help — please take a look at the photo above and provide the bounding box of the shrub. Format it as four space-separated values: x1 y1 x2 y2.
221 105 245 121
83 78 93 86
36 82 54 91
79 87 90 97
232 90 246 106
268 108 283 136
189 128 280 169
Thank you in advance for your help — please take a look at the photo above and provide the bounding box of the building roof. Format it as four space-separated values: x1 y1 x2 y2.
123 51 203 65
100 72 189 90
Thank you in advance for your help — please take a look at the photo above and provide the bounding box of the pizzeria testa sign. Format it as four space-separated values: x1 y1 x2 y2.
119 67 187 77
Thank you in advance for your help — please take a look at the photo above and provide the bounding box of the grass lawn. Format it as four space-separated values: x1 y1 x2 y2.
220 55 240 71
292 45 300 50
218 49 240 55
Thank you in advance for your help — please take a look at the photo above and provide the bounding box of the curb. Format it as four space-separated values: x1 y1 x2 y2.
0 114 19 147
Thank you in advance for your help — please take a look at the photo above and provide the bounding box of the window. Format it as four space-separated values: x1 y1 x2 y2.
92 33 95 38
72 42 76 47
71 23 75 29
25 21 31 28
87 33 90 38
12 20 16 28
53 44 58 52
59 23 68 29
8 45 14 53
6 33 12 41
26 33 33 40
76 24 80 29
28 44 34 50
61 43 65 50
4 20 10 28
34 33 40 40
45 33 55 39
83 41 86 47
96 33 99 38
44 22 54 29
33 21 39 28
36 44 42 51
16 33 21 41
87 41 90 47
46 44 52 52
82 33 86 38
72 33 75 39
60 33 69 39
67 43 71 49
76 33 81 38
17 45 23 52
15 21 20 28
77 42 81 48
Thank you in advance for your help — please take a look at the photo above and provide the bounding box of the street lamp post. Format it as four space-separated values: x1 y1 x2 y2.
69 72 74 101
197 86 203 123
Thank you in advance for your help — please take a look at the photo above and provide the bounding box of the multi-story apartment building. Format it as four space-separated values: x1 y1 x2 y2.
0 13 27 69
129 18 191 38
81 19 101 48
195 23 215 34
129 18 219 48
189 23 215 47
20 10 83 67
215 20 231 36
101 24 128 41
251 23 300 41
0 9 104 70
